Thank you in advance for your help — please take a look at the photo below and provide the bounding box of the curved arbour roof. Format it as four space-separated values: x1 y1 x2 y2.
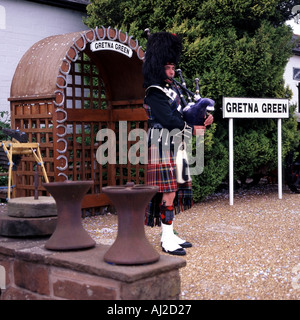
10 26 145 105
10 26 146 183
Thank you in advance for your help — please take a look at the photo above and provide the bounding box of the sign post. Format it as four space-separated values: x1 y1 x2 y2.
229 118 234 205
278 118 282 199
223 97 289 205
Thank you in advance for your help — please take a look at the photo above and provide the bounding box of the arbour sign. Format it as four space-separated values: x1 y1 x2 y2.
90 40 133 58
223 97 289 119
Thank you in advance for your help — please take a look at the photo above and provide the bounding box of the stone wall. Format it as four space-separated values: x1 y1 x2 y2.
0 237 186 300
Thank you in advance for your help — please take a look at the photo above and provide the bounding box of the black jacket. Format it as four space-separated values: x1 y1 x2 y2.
144 83 193 133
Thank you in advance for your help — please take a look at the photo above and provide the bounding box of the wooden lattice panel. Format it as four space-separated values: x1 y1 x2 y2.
10 100 54 197
63 121 109 191
65 53 108 111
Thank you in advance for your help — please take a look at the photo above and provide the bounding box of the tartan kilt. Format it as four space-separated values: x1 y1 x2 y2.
145 144 193 227
147 144 178 193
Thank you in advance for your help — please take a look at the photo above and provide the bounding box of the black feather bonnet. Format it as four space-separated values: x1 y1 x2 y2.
142 32 182 87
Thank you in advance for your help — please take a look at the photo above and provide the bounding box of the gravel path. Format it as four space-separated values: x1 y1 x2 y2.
82 184 300 300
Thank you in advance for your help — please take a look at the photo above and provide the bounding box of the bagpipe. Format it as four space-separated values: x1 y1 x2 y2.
143 28 215 126
172 69 217 184
173 69 215 126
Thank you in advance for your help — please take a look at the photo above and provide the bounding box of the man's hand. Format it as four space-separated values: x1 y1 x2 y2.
193 113 214 135
204 113 214 126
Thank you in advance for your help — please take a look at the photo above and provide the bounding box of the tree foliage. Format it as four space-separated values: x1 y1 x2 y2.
85 0 300 200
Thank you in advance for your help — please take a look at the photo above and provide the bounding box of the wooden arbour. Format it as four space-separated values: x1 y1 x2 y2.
9 27 147 214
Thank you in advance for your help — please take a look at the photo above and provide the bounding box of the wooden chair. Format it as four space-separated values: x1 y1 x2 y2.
0 139 49 199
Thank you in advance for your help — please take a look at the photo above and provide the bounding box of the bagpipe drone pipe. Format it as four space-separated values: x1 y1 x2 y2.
173 69 215 126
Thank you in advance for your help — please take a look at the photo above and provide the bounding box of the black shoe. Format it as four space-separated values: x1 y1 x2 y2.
162 246 186 256
179 241 192 248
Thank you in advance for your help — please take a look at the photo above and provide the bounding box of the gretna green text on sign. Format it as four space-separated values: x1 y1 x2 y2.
90 40 133 58
223 97 289 119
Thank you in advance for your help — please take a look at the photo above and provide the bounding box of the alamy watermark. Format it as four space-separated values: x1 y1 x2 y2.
95 121 204 176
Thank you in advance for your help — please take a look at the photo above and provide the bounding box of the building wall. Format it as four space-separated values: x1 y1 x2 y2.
283 54 300 121
0 0 87 114
284 55 300 106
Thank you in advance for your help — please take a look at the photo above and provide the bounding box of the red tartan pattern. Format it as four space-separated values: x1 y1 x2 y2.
147 145 178 193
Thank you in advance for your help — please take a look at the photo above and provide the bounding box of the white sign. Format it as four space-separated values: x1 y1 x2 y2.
223 97 289 205
90 40 133 58
223 97 289 119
